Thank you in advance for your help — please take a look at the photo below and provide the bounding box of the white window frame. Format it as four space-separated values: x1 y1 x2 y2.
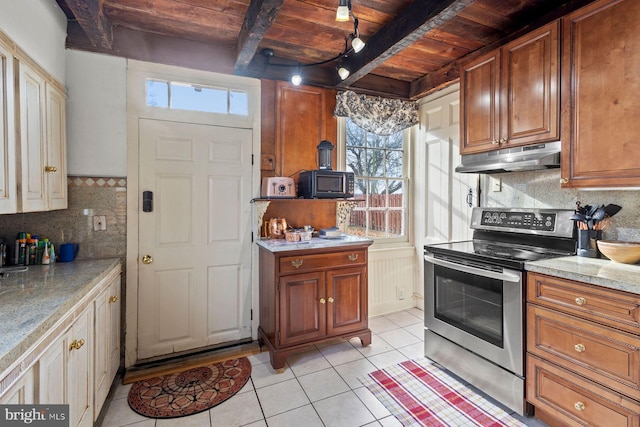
337 117 413 246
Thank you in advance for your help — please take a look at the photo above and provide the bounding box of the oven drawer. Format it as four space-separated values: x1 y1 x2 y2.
527 272 640 334
527 355 640 427
279 250 366 274
527 304 640 397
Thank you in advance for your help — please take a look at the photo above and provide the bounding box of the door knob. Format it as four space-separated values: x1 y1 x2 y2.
142 255 153 264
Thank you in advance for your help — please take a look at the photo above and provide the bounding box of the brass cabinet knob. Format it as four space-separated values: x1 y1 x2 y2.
319 298 326 304
575 297 586 306
142 255 153 264
44 165 57 172
560 178 569 184
328 297 334 303
574 402 586 411
574 343 586 353
348 253 359 261
109 295 118 303
491 139 500 145
291 259 303 268
499 138 507 144
69 339 85 351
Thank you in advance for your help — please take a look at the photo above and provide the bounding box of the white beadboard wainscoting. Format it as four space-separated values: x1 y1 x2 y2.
368 246 417 316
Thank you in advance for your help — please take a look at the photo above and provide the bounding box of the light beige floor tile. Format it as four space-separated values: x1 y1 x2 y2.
266 404 324 427
367 350 409 370
288 347 332 377
250 361 294 389
209 388 264 427
368 316 398 334
350 334 394 357
397 341 426 360
243 420 267 427
156 410 209 426
363 422 382 426
384 310 422 327
120 420 156 427
247 350 271 366
354 386 392 419
112 382 132 400
334 358 378 389
255 378 310 418
406 308 424 320
403 322 425 340
377 328 421 349
317 341 365 366
101 397 150 427
298 367 350 402
379 415 403 426
313 391 375 427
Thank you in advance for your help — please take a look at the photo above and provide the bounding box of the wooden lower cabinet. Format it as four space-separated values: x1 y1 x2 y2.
259 243 372 369
526 272 640 426
0 368 34 404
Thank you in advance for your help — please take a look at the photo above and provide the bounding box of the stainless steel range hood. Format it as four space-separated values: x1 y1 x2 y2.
455 141 561 174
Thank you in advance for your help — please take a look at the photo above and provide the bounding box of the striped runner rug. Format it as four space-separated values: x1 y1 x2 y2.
359 359 526 427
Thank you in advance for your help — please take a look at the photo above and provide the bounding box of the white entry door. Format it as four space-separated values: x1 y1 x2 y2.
137 118 253 359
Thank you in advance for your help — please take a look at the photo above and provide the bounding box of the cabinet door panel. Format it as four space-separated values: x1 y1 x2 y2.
461 51 500 154
45 83 67 210
0 369 35 404
68 306 93 427
327 267 367 336
0 43 16 214
279 272 325 346
503 21 559 146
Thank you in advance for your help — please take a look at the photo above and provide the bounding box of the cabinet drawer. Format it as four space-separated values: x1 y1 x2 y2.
527 272 640 333
527 304 640 397
280 250 366 274
527 355 640 427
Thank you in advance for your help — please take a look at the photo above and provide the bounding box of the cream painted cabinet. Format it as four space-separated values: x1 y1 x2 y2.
0 368 34 404
0 42 17 213
39 305 94 427
93 274 121 418
16 60 67 212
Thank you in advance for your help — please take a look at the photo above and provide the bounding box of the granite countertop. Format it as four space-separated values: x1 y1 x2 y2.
256 235 373 253
0 258 121 375
526 256 640 295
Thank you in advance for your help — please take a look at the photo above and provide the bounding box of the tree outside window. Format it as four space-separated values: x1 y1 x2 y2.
345 118 407 240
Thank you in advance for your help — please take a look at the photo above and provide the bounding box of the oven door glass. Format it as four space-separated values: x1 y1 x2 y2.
433 265 503 347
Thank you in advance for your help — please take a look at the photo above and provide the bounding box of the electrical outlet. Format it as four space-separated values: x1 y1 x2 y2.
93 215 107 231
397 287 405 300
490 176 502 192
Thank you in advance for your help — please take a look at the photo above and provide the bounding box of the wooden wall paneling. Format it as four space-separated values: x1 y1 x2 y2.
261 79 277 177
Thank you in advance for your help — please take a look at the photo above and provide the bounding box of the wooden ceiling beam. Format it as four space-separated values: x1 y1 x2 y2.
60 0 113 49
234 0 284 73
337 0 475 87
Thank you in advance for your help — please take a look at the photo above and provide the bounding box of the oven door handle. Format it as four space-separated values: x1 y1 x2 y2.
424 254 521 283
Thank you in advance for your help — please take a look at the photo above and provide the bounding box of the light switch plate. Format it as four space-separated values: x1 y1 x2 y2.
93 215 107 231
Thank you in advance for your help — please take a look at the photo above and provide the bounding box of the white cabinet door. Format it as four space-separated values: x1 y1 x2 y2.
0 43 16 214
0 368 34 404
39 305 94 427
94 274 120 418
45 82 67 210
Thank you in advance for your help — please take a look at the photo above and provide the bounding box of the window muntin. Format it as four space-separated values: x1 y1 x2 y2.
345 118 408 240
145 79 248 116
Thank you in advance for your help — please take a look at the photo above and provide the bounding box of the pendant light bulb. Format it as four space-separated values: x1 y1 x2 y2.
338 65 350 80
335 0 350 22
351 36 365 53
291 72 302 86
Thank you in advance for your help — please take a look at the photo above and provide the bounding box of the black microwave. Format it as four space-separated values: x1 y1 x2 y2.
298 170 355 199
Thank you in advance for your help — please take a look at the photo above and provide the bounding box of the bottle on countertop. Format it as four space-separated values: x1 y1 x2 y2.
42 238 50 265
15 232 26 265
0 238 6 267
49 243 56 263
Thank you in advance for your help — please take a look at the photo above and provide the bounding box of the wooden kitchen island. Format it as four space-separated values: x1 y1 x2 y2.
256 236 373 370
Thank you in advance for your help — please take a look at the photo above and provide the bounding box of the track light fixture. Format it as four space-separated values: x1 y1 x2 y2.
291 66 302 85
350 18 365 53
337 63 350 80
335 0 350 22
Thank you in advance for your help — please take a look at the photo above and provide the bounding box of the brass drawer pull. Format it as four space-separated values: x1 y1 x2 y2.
291 259 304 268
109 295 118 303
69 338 85 351
560 178 569 184
44 165 57 172
328 297 334 303
574 401 586 411
319 298 326 304
574 343 586 353
348 253 359 261
575 297 586 306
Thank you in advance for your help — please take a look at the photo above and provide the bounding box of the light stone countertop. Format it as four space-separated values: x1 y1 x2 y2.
0 258 121 375
525 256 640 295
256 235 373 253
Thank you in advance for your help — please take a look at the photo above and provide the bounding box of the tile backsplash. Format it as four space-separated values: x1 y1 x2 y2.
481 169 640 241
0 177 127 263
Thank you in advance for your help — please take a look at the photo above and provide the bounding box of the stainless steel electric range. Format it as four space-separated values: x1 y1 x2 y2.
423 207 576 416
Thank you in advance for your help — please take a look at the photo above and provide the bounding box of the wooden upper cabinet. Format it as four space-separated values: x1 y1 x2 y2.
561 0 640 187
461 21 560 154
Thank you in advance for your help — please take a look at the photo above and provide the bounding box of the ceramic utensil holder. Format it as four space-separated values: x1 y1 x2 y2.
577 229 602 258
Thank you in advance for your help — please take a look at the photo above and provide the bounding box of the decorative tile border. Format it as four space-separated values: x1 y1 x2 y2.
67 176 127 188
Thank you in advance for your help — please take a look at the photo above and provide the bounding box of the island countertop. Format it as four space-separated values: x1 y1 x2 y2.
0 258 121 375
256 235 373 253
525 256 640 295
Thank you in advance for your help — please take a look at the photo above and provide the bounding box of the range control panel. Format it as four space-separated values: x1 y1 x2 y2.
479 211 556 231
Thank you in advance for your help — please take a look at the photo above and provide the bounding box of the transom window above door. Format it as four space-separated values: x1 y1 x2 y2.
145 79 248 116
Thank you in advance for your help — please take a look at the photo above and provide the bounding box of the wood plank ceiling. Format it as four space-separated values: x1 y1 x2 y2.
55 0 596 99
